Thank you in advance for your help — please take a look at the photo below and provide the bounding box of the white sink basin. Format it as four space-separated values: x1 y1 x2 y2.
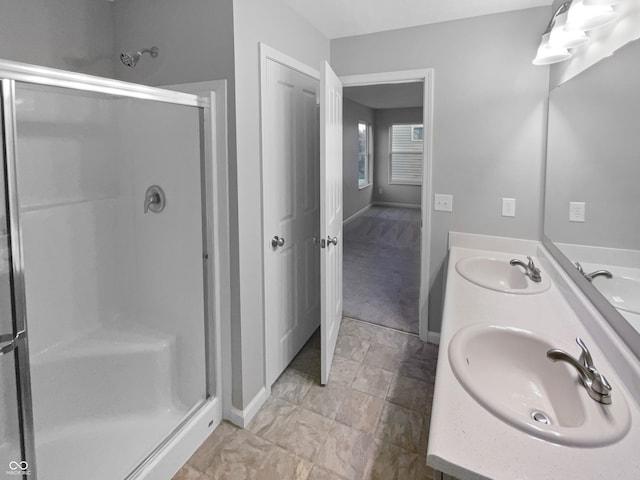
448 324 631 447
456 256 551 294
592 275 640 315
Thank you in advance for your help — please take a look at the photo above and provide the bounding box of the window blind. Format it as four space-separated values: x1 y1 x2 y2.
390 124 423 185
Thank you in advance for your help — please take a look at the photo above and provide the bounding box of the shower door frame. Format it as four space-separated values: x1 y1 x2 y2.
0 58 220 480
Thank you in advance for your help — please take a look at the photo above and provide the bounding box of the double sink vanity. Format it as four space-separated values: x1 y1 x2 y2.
427 234 640 479
426 32 640 480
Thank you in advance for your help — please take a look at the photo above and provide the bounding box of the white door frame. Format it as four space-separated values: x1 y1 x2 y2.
259 43 321 393
340 69 436 343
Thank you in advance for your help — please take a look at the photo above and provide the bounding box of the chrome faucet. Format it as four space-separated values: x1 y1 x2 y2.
509 256 542 282
575 262 613 282
547 337 612 405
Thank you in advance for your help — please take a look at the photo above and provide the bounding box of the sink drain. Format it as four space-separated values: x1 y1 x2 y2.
531 411 552 425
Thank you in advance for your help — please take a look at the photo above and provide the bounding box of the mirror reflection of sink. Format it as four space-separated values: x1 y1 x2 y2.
448 324 631 447
592 274 640 315
455 256 551 294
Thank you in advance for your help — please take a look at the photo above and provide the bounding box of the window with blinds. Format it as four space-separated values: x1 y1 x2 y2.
390 124 423 185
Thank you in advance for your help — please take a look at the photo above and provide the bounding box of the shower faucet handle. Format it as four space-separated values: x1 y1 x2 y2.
144 185 166 214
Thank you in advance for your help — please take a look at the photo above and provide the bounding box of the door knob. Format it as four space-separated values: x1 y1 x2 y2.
271 236 285 248
327 236 338 246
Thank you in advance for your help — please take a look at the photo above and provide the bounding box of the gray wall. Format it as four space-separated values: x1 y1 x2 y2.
0 0 114 77
373 108 423 207
343 98 375 220
331 7 551 332
113 0 235 88
232 0 330 409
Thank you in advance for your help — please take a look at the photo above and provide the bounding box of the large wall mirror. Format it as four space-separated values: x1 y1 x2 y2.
544 37 640 358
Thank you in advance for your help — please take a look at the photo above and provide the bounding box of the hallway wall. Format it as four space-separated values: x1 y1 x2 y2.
343 98 375 220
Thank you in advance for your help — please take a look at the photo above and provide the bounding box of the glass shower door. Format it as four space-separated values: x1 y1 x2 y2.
0 213 28 476
1 79 34 479
11 80 208 480
0 338 30 479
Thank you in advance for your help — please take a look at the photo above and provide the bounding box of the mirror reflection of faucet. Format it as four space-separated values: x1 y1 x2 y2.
575 262 612 282
144 185 166 214
509 256 542 283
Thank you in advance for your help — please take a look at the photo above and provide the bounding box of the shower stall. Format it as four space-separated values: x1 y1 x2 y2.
0 61 221 480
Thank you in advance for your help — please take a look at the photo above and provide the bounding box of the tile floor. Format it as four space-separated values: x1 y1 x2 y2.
173 317 439 480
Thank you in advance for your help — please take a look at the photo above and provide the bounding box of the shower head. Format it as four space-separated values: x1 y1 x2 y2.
119 46 158 67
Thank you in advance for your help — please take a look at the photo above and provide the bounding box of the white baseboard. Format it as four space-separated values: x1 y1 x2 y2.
225 386 269 428
343 204 373 225
427 331 441 345
374 201 420 209
137 397 221 480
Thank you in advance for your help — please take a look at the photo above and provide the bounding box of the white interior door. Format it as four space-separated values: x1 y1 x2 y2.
320 61 343 385
264 59 321 386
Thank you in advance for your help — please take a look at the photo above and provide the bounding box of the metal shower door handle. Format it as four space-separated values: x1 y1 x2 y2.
0 330 25 357
271 236 285 248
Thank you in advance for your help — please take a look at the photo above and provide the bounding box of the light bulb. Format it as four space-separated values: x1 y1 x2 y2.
532 33 573 65
549 11 591 48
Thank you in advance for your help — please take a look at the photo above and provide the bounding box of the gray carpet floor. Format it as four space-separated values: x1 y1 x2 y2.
343 206 421 334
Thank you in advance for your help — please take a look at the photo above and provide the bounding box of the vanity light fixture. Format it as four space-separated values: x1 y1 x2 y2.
532 0 621 65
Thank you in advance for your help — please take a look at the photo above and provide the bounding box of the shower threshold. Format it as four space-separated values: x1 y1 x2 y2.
36 409 188 480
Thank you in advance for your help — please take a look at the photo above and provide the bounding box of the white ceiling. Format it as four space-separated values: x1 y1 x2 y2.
344 83 423 109
280 0 553 39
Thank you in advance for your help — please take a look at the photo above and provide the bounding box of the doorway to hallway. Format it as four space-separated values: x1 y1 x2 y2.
341 79 429 335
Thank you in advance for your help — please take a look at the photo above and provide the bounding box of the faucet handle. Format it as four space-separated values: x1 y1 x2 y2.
526 256 540 272
576 337 594 369
591 369 612 395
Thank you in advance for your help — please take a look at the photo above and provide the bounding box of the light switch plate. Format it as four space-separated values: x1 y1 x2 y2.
434 194 453 212
502 198 516 217
570 201 586 222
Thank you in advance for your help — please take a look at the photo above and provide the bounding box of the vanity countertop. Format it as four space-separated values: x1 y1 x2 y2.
427 243 640 480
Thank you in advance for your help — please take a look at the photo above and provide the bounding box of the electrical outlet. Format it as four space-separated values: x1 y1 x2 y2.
434 194 453 212
502 198 516 217
570 201 586 222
